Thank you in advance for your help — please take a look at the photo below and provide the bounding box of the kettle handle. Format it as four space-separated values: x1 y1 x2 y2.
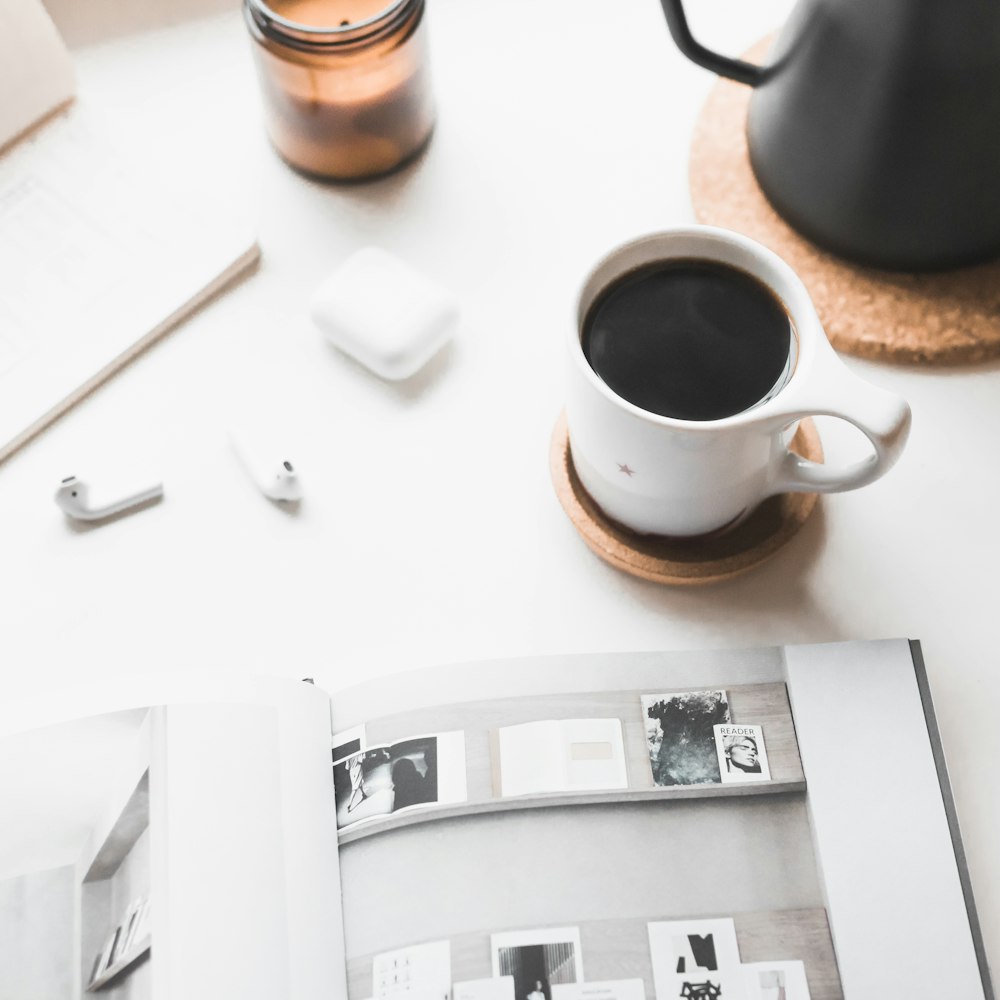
658 0 765 86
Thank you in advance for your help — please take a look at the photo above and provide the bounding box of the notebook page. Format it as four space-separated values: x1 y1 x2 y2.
0 107 259 460
0 0 75 150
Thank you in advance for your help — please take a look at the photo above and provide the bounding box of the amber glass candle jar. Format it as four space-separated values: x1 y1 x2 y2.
243 0 435 181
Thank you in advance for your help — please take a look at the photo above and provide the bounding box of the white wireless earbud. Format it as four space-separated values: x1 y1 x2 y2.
54 476 164 521
229 431 302 502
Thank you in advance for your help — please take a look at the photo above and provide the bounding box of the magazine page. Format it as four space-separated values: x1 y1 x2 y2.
317 641 992 1000
0 674 344 1000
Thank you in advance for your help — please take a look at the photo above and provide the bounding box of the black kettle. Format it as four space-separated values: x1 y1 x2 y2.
660 0 1000 270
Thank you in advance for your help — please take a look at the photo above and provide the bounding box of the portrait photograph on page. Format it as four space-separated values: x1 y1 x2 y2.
491 926 584 1000
713 725 771 783
641 690 731 786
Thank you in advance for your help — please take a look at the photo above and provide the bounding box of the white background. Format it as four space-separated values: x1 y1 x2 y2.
3 0 997 980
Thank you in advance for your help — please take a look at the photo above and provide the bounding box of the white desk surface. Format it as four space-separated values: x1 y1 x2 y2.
5 0 998 977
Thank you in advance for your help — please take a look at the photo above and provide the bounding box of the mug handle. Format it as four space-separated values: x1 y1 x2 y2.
658 0 766 86
766 367 912 494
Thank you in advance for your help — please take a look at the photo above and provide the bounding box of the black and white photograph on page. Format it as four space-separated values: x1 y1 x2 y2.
713 725 771 784
647 918 747 1000
641 691 731 786
332 723 367 765
491 927 584 1000
333 732 467 829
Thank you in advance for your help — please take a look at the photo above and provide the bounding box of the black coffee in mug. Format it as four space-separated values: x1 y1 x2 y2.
582 259 794 421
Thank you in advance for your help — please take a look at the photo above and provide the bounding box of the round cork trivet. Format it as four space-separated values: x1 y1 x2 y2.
550 413 822 585
689 37 1000 365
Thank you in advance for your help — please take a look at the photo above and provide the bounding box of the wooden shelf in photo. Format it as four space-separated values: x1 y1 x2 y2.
86 936 151 992
337 777 805 845
80 764 152 1000
84 772 150 882
345 909 842 1000
337 683 803 846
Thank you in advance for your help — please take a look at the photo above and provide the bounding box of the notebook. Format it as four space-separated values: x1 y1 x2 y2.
0 0 260 463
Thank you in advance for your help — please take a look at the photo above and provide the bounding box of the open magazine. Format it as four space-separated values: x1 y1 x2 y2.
0 640 993 1000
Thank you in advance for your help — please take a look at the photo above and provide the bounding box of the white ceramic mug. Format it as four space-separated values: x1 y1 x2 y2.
566 227 911 537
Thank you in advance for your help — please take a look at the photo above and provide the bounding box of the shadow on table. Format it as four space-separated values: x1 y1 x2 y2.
618 501 849 641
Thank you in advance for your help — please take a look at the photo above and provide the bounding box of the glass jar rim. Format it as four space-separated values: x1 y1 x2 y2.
244 0 414 44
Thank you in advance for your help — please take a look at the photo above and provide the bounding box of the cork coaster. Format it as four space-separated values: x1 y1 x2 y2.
550 413 822 585
689 37 1000 365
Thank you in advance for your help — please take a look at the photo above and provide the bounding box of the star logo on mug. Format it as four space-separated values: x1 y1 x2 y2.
618 463 636 476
